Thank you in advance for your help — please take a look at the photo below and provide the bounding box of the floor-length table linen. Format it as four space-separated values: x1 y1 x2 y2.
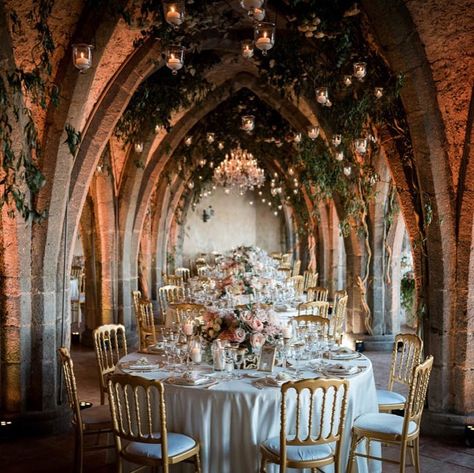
117 352 380 473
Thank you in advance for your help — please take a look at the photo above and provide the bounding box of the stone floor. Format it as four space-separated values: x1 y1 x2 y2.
0 345 473 473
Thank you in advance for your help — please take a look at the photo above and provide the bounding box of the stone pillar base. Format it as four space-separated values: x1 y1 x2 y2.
357 334 395 351
422 410 474 438
0 405 71 438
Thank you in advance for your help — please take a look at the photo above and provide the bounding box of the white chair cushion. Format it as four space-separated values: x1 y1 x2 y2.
81 405 111 425
376 389 406 406
262 437 333 462
124 432 196 459
354 413 418 436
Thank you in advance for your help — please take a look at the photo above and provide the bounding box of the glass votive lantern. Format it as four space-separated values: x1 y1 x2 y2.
335 151 344 161
134 142 144 153
165 45 185 75
187 181 194 190
343 75 352 86
353 62 367 80
250 7 265 21
374 87 384 99
241 115 255 132
254 22 275 55
307 125 320 140
355 138 368 154
163 1 185 28
332 134 342 147
199 158 206 167
206 132 215 143
218 141 225 150
241 0 264 10
293 132 302 144
184 135 192 146
343 166 352 176
241 40 254 59
72 44 93 72
316 87 329 105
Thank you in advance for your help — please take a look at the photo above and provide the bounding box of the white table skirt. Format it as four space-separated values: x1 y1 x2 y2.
118 353 381 473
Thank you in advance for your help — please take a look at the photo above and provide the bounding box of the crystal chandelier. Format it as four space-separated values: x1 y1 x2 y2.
213 147 265 191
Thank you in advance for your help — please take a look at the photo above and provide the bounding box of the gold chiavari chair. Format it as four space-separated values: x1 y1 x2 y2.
297 301 330 318
330 295 348 344
293 315 330 337
286 275 304 297
270 252 282 261
280 253 292 267
108 374 201 473
333 289 347 309
260 378 349 473
175 267 191 282
347 356 434 473
172 302 207 324
303 271 318 292
137 299 157 351
278 267 292 278
131 290 142 317
377 333 423 412
291 259 301 277
196 266 209 277
58 347 113 473
307 286 329 302
164 274 184 286
93 324 127 405
158 285 185 315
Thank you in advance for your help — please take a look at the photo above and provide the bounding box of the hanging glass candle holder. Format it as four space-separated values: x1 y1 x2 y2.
199 158 206 167
374 87 384 99
206 132 215 144
353 62 367 80
307 125 320 140
72 44 94 72
250 7 265 21
332 134 342 147
335 151 344 161
163 1 185 28
241 40 254 59
293 132 302 144
154 124 162 133
134 142 144 153
354 138 368 154
343 166 352 176
218 141 225 150
254 22 275 55
165 45 185 75
241 115 255 132
343 75 352 87
187 181 194 190
241 0 264 10
316 87 329 105
185 136 192 146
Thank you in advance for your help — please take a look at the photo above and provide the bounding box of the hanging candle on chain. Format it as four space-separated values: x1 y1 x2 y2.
163 1 185 28
354 138 368 154
72 44 94 72
241 40 254 59
316 87 329 105
353 62 367 80
165 45 185 75
307 125 320 140
240 0 264 11
241 115 255 132
254 22 275 55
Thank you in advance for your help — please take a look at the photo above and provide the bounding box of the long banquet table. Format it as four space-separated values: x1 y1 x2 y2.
117 351 381 473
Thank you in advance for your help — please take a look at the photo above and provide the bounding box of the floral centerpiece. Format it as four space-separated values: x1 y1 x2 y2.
198 304 282 352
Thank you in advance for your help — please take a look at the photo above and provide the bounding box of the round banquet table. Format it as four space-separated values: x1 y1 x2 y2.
117 352 381 473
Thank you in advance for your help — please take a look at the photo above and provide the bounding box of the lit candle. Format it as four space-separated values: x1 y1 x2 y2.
190 347 202 363
242 45 253 59
282 325 292 339
75 52 89 67
166 6 182 26
183 322 194 336
256 32 272 50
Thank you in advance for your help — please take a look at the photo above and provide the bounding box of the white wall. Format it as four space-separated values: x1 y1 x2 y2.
182 187 284 261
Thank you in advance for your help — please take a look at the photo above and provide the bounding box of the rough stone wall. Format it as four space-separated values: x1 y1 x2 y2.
404 0 474 189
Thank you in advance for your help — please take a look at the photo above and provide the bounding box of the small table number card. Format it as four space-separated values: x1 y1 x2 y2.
258 344 276 372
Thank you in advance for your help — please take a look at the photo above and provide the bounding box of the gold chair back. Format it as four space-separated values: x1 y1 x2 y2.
303 271 318 292
294 315 330 337
297 301 329 318
331 295 348 343
279 378 349 470
280 253 292 266
405 355 433 427
137 300 157 350
58 347 81 426
175 267 191 282
333 289 347 308
307 286 329 302
270 252 282 261
388 333 423 391
93 324 127 404
159 285 184 314
164 274 184 286
291 259 301 277
278 267 292 277
287 275 304 296
132 290 142 317
173 302 206 324
196 266 209 277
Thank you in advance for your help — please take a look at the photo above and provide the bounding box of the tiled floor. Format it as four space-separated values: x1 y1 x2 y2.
1 346 473 472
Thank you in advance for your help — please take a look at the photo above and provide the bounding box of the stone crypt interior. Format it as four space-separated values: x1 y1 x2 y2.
0 0 473 472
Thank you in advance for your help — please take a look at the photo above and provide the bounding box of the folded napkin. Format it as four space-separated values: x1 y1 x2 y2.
325 347 359 360
324 363 358 375
259 372 293 387
274 304 289 312
122 362 158 371
166 376 210 386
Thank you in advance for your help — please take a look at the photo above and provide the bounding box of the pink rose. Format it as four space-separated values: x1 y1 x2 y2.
249 318 264 332
232 328 246 343
250 332 266 348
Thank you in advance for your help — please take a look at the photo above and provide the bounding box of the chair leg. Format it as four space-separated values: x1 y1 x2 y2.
100 388 105 405
260 455 267 473
400 441 407 473
194 451 202 473
346 434 359 473
413 437 421 473
74 430 84 473
116 456 123 473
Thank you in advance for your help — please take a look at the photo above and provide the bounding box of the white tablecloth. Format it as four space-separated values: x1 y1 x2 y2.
118 353 380 473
